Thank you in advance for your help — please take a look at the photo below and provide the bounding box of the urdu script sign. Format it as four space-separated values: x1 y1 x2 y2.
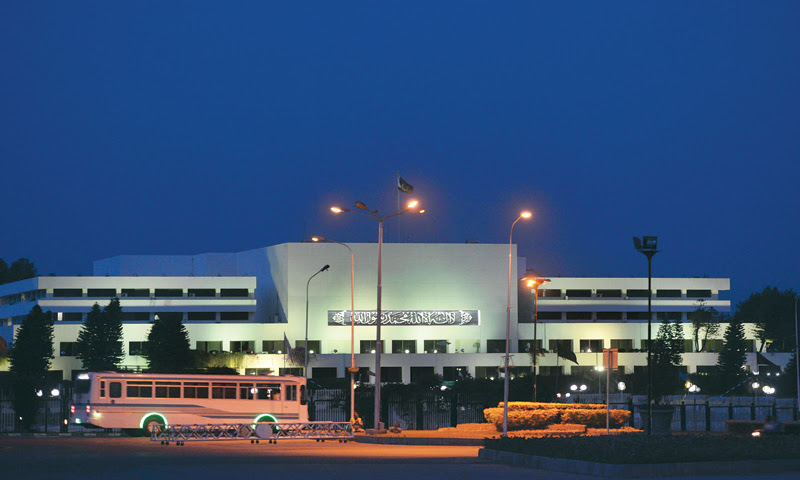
327 310 480 326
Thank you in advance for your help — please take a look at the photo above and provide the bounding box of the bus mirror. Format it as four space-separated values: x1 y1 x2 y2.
300 385 307 406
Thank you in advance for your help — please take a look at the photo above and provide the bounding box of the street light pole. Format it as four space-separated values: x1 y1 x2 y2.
634 236 658 436
331 199 423 430
795 295 799 417
305 265 330 381
524 277 550 402
311 236 357 422
503 211 532 437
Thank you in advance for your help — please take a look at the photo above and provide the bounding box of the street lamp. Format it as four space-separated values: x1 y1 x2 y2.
633 235 659 435
524 276 550 402
312 236 357 422
331 199 424 430
305 265 330 381
502 211 532 437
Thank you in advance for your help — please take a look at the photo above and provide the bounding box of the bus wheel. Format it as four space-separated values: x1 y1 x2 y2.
143 416 163 436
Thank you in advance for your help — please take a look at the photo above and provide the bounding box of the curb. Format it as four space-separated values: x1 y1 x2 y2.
352 435 484 446
0 431 126 439
477 448 800 478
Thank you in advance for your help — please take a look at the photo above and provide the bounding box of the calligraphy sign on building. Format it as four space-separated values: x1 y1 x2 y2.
328 310 479 326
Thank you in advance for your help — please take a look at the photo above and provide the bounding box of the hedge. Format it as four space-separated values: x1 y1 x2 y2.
485 402 632 431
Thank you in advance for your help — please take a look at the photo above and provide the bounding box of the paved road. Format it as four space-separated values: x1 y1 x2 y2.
0 437 796 480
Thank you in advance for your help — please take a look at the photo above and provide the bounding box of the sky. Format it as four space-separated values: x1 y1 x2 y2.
1 2 798 307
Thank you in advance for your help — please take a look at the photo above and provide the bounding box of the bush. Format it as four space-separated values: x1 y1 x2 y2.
485 402 631 431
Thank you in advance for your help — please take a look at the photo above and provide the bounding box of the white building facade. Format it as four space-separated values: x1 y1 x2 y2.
0 242 780 382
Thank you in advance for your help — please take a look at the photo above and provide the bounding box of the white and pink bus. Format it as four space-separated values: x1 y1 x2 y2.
70 372 308 433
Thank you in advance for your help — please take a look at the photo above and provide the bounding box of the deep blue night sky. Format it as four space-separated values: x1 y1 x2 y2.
1 2 798 306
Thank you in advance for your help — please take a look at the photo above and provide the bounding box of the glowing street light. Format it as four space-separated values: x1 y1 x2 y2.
305 265 330 381
331 199 424 430
502 211 532 437
633 235 659 435
311 236 357 422
523 276 550 402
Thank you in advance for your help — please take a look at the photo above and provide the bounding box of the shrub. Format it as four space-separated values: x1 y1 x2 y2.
485 402 631 430
561 408 630 429
498 401 606 411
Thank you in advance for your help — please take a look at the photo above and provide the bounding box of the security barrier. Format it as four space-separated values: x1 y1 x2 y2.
150 421 353 445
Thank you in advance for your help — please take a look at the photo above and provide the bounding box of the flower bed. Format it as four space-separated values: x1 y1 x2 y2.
485 402 631 430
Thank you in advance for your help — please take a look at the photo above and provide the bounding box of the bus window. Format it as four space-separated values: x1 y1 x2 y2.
287 385 297 401
127 381 153 398
239 383 255 400
184 382 209 399
300 385 307 405
100 381 106 398
255 383 280 400
76 377 91 394
155 382 181 398
211 382 236 399
110 382 122 398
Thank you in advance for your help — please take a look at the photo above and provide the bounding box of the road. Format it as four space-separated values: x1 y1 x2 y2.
0 437 796 480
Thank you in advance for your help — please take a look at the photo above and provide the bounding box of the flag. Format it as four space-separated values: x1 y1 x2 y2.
397 176 414 194
678 371 690 381
556 342 578 365
283 333 293 355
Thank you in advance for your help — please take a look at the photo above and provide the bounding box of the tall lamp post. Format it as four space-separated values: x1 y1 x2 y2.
305 265 330 381
502 211 532 437
312 236 357 423
331 199 424 430
524 276 550 402
633 235 658 436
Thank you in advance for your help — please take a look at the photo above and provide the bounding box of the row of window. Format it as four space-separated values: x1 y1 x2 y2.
54 311 250 322
58 337 755 358
100 379 295 401
49 288 251 298
526 312 685 322
538 289 713 298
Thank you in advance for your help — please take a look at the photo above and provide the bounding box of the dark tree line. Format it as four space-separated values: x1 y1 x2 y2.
0 258 38 285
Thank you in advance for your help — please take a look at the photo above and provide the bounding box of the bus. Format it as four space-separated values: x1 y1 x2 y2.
70 372 308 433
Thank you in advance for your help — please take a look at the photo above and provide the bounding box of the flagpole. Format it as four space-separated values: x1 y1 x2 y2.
396 171 400 243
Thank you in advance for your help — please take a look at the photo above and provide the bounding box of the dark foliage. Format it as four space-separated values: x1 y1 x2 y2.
0 257 38 285
9 305 54 430
76 299 125 371
717 317 748 394
144 314 192 373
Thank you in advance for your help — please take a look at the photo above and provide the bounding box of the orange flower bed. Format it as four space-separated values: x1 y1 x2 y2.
485 402 632 431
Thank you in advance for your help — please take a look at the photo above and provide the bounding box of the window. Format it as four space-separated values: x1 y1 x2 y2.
566 312 592 320
53 289 82 298
100 381 105 398
626 289 650 298
596 290 622 298
475 366 498 380
443 366 468 381
154 312 182 322
683 340 694 352
657 312 682 321
392 340 416 353
597 312 623 321
359 340 384 354
312 367 337 379
184 382 209 399
220 289 249 297
579 339 603 353
627 312 652 321
255 383 280 400
279 367 303 376
262 340 283 354
221 312 249 321
121 288 150 298
549 339 574 353
129 341 150 356
211 382 237 399
121 312 149 321
155 289 183 298
187 312 216 321
687 290 712 298
155 382 181 398
87 289 117 298
570 366 596 377
486 340 505 353
518 339 542 353
537 311 562 320
565 289 592 298
110 382 122 398
126 381 153 398
230 341 255 353
423 340 448 353
610 339 633 352
539 366 563 376
188 288 215 298
296 340 321 354
60 342 77 357
380 367 402 383
705 339 723 352
542 289 562 297
196 341 222 353
656 290 682 298
411 367 435 383
239 383 255 400
58 312 83 322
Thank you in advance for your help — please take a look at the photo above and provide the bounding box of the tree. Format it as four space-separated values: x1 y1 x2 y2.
716 317 748 394
8 258 37 283
76 299 125 371
9 305 54 430
0 258 8 285
145 314 191 373
649 318 685 402
735 287 797 352
688 305 722 352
